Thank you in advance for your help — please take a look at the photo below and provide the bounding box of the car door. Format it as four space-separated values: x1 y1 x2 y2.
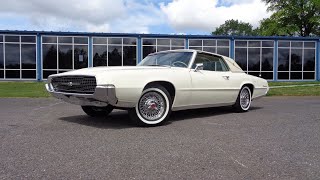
189 52 239 106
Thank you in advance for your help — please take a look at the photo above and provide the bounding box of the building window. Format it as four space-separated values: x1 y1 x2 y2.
93 37 137 67
142 38 185 58
42 36 89 79
188 39 230 57
278 41 316 80
234 40 274 80
0 35 37 79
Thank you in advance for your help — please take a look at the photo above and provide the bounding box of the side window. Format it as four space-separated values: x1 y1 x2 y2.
192 53 229 71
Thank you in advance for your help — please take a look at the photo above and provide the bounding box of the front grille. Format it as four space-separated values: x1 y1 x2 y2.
51 76 97 94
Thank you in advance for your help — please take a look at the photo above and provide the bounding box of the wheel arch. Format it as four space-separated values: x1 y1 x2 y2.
143 81 176 102
241 83 254 97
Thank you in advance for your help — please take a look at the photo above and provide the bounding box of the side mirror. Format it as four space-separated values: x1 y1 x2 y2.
194 63 203 72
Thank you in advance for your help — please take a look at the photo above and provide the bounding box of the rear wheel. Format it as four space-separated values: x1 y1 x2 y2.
233 86 252 112
128 85 172 126
81 105 114 117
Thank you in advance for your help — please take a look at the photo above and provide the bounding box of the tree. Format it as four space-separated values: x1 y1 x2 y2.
212 19 258 36
261 0 320 36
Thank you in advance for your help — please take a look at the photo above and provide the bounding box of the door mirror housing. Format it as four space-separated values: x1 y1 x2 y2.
194 63 204 72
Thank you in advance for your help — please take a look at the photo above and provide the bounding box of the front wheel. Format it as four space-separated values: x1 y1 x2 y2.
128 86 172 126
81 105 114 117
233 86 252 112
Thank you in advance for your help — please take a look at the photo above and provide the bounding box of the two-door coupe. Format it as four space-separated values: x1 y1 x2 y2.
46 49 269 126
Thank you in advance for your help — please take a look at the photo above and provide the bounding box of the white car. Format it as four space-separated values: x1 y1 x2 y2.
46 49 269 126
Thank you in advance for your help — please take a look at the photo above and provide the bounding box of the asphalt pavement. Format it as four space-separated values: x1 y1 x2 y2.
0 97 319 179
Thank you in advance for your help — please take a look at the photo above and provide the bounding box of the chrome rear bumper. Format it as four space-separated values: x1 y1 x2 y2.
46 83 118 107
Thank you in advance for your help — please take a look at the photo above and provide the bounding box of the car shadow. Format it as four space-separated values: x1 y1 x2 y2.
59 106 263 129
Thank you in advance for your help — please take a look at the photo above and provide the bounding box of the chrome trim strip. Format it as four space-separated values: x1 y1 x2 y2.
172 102 235 111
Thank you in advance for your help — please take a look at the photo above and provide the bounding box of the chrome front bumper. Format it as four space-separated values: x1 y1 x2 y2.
45 83 118 107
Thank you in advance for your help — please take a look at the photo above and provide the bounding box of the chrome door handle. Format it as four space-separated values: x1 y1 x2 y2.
222 76 229 80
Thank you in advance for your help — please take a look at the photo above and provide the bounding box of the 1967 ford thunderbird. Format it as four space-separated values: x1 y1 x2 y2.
46 49 269 126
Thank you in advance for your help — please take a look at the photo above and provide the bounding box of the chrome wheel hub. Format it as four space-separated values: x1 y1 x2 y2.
138 91 166 121
240 88 250 109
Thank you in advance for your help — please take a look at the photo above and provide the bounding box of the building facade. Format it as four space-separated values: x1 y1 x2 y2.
0 30 319 81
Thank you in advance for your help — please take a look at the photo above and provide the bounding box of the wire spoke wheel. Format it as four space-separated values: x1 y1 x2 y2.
240 87 251 110
138 91 166 121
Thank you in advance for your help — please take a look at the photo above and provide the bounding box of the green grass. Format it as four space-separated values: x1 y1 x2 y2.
0 82 50 98
0 81 319 98
267 81 320 96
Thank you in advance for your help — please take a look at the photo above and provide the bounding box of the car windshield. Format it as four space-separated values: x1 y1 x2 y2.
138 52 193 68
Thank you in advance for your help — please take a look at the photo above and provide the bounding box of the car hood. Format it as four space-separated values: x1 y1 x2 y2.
50 66 172 77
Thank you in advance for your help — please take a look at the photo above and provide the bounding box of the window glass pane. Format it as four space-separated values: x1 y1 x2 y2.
43 44 57 69
5 70 20 78
291 41 303 48
171 46 183 50
262 41 273 47
5 44 20 69
143 39 156 45
21 44 36 69
278 48 289 71
5 36 19 42
203 40 216 46
123 46 136 66
278 72 289 79
0 35 3 42
217 40 229 46
43 36 57 43
235 48 247 71
304 49 315 71
74 45 88 69
303 72 315 80
203 47 216 53
248 48 260 71
93 38 108 44
157 39 170 46
248 72 260 77
248 41 261 47
189 40 202 46
217 47 229 57
291 49 302 71
278 41 290 47
291 72 302 79
58 45 72 69
304 42 315 48
43 70 57 79
74 37 88 44
123 38 136 45
235 41 247 47
108 38 122 44
108 46 122 66
143 46 156 58
171 39 184 46
193 53 227 71
0 44 3 67
261 48 273 71
93 45 108 67
261 72 273 80
22 70 36 79
189 47 202 51
58 37 72 44
157 46 170 52
0 70 3 78
21 36 36 43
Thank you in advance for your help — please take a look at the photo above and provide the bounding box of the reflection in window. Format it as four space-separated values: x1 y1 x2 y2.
43 44 57 69
21 44 36 69
235 48 247 71
108 46 122 66
74 45 88 69
303 49 315 71
123 46 136 66
5 44 20 69
290 49 302 71
143 46 156 58
278 49 289 71
58 45 73 69
0 44 3 67
261 48 273 71
93 45 108 66
248 48 260 71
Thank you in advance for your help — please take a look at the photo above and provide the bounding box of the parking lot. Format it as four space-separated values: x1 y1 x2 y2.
0 97 320 179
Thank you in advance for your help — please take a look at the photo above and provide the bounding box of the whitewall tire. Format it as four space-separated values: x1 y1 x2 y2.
233 86 252 112
128 86 172 126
